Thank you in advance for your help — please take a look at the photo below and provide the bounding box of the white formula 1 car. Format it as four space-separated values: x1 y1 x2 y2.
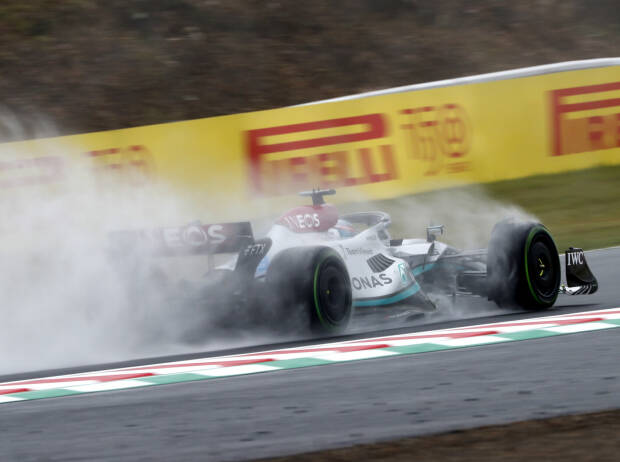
110 189 598 334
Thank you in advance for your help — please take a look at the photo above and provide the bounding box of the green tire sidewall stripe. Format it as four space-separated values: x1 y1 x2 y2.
523 225 559 306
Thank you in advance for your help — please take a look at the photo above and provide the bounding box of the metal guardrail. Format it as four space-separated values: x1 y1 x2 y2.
298 58 620 106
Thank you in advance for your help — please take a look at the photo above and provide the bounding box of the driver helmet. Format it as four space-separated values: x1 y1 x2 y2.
332 219 355 238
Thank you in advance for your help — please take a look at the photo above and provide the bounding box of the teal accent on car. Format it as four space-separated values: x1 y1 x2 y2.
411 263 435 277
353 282 421 307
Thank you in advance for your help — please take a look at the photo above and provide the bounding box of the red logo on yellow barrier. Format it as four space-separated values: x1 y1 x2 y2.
0 156 64 188
87 145 154 186
550 81 620 156
245 114 397 195
0 145 153 189
399 103 471 175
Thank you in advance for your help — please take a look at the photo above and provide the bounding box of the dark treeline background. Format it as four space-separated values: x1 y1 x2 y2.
1 0 618 139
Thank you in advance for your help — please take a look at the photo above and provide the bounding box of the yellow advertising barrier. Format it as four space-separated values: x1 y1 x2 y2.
1 64 620 221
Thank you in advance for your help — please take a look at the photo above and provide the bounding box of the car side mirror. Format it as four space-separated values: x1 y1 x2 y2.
426 225 444 242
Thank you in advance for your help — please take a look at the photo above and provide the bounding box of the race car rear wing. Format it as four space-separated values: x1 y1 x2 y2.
108 221 254 257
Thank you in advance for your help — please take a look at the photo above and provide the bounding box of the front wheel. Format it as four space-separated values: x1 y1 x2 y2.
267 246 352 334
487 221 561 310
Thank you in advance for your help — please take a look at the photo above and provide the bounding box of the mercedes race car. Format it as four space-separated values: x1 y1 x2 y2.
110 189 598 335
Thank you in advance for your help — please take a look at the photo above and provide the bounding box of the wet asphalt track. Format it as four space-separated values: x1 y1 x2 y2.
1 248 619 461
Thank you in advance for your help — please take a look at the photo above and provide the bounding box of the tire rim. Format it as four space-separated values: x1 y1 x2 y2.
527 235 559 299
317 263 350 325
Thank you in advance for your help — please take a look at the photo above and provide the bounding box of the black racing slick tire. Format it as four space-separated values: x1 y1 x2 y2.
487 221 561 310
266 246 352 334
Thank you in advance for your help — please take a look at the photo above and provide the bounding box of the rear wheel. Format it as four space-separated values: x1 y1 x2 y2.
487 221 560 309
267 246 352 334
